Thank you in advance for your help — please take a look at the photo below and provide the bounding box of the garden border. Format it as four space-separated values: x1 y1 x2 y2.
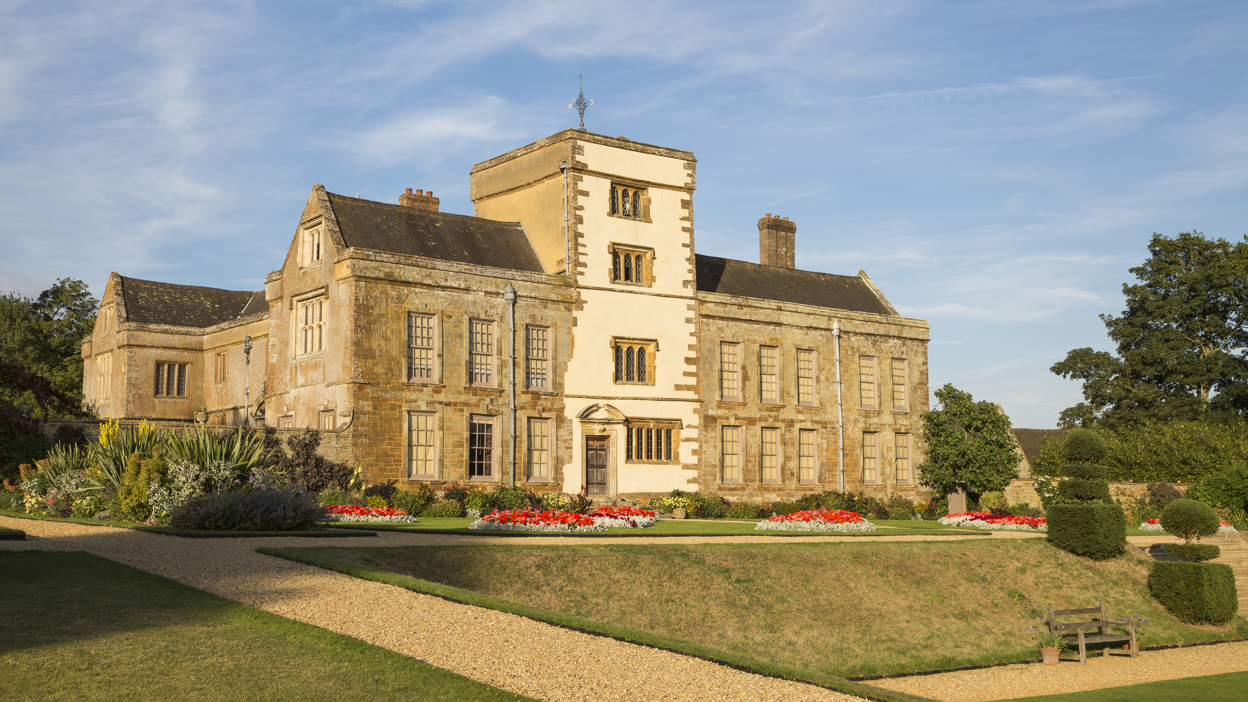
319 521 994 539
259 546 942 702
0 510 377 538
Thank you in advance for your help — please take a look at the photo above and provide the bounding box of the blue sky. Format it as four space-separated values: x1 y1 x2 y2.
2 1 1245 428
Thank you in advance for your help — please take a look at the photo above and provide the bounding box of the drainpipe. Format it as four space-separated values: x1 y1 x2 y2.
559 161 570 275
505 283 518 486
243 335 253 427
833 321 845 492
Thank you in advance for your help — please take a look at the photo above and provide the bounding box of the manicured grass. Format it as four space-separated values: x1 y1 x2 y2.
265 540 1248 687
0 525 25 540
0 509 375 538
1000 671 1248 701
0 551 532 702
324 516 992 538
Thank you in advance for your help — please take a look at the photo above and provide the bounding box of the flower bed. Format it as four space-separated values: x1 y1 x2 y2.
470 509 605 533
323 505 418 523
1139 518 1238 534
588 506 656 528
939 511 1047 532
755 509 877 533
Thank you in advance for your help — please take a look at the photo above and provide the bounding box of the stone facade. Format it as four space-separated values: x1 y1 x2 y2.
83 128 931 501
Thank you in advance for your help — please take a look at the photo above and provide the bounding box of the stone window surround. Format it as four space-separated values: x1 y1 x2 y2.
862 431 880 485
407 312 439 384
891 357 910 413
721 424 743 484
608 181 652 223
526 416 553 482
760 426 781 484
798 428 818 485
625 419 681 465
96 352 112 402
607 243 654 288
292 290 327 361
407 410 439 481
468 318 497 388
468 413 499 482
154 361 188 398
214 351 228 384
719 341 742 402
796 348 818 407
525 325 552 392
860 355 879 411
611 337 658 386
759 345 780 405
319 409 336 431
300 221 323 269
895 432 912 485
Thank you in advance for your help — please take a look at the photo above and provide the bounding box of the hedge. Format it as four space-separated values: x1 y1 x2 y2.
1057 479 1111 502
1148 561 1239 624
1046 503 1126 560
1161 543 1221 563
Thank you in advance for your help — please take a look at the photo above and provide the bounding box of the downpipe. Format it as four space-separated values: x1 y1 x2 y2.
833 320 845 492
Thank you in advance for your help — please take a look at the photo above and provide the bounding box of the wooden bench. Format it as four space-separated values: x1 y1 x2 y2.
1044 602 1138 664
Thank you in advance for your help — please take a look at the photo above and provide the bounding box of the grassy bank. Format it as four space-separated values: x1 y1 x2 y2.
1005 671 1248 701
324 517 992 537
266 539 1247 684
0 551 530 702
0 510 375 538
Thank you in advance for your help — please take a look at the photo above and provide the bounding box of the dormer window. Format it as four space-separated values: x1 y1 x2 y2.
302 226 322 267
609 184 647 221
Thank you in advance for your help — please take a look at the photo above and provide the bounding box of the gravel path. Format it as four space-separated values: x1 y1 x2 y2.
870 641 1248 701
0 516 868 702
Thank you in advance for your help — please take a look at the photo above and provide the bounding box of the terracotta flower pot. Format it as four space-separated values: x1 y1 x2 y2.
1040 647 1060 665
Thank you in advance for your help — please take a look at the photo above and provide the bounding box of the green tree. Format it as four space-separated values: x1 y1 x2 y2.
1053 232 1248 428
916 384 1022 498
0 278 97 412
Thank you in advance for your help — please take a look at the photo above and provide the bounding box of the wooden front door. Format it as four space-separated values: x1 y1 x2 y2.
586 436 609 496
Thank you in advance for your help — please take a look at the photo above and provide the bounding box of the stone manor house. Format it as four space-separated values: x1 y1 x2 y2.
81 129 931 502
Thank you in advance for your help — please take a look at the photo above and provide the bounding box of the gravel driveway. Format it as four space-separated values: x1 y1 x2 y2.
4 516 1244 702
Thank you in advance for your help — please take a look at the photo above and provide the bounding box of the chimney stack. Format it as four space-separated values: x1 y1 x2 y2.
759 214 796 268
400 187 440 212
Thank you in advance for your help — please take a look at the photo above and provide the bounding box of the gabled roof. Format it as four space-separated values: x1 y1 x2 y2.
117 276 265 328
694 255 895 316
1013 428 1066 468
325 192 545 273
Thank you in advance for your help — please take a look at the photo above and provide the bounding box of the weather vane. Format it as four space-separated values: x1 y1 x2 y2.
569 75 592 129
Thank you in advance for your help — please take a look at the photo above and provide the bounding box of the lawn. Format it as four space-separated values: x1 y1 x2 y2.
0 524 24 540
324 516 995 537
0 551 531 702
265 539 1248 686
1000 671 1248 702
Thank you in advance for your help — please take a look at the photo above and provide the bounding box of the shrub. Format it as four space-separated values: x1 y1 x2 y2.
491 485 543 511
280 430 352 493
164 426 270 473
542 493 570 512
688 492 729 519
316 488 360 507
442 482 468 505
392 484 436 515
1147 481 1185 508
798 491 856 512
365 495 389 509
1148 561 1238 624
1063 429 1109 464
726 500 765 520
363 479 399 504
421 499 464 518
770 501 802 516
1188 467 1248 513
1161 543 1221 562
1009 503 1044 518
979 492 1008 516
169 486 326 531
886 495 916 520
1047 503 1126 560
1062 463 1107 480
71 492 107 519
464 489 494 514
1160 499 1220 543
0 490 20 511
1057 479 1111 503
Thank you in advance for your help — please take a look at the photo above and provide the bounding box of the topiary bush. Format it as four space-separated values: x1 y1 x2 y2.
1147 481 1185 508
1161 543 1221 562
169 486 326 531
1047 503 1126 560
1149 561 1238 624
1057 479 1111 503
1062 463 1107 480
1160 499 1220 543
1063 429 1108 464
421 499 464 518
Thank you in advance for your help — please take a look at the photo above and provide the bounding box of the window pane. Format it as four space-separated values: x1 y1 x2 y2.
638 347 647 382
799 429 816 483
760 346 777 402
614 346 623 381
528 419 549 479
797 350 814 404
632 191 641 219
155 363 164 396
610 186 619 215
409 313 435 380
624 253 632 282
892 358 908 409
895 433 910 483
470 417 493 478
862 432 877 483
470 321 493 385
409 413 435 478
762 427 778 483
646 428 653 460
860 356 876 407
622 189 631 216
720 342 739 399
626 346 635 382
613 251 621 281
656 428 664 460
527 327 548 389
176 364 186 396
722 426 740 481
626 426 633 460
665 429 672 461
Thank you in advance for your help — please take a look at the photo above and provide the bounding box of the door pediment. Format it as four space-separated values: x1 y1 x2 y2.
577 403 626 423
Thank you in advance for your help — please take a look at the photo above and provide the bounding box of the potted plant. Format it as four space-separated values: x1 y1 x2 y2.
672 507 686 519
1035 629 1067 665
195 405 209 424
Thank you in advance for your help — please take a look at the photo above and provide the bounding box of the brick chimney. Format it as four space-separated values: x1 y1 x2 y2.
759 214 796 268
399 188 440 212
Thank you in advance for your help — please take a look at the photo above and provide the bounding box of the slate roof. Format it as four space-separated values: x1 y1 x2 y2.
326 192 545 273
694 255 895 316
118 276 265 328
1013 428 1067 468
